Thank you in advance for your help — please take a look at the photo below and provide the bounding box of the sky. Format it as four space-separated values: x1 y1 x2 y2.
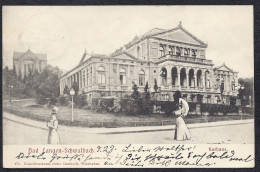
2 6 253 78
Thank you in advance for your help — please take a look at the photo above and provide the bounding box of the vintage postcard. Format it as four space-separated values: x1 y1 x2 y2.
2 6 254 168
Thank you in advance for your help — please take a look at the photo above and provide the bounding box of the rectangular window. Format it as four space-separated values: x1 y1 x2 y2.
150 42 158 58
98 73 106 84
139 75 145 86
120 75 126 84
200 50 205 58
83 71 85 86
142 43 146 58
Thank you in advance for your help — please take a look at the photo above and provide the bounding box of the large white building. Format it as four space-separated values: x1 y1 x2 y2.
60 22 239 104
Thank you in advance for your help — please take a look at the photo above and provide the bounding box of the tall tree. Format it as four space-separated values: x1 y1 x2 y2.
63 85 70 95
154 79 158 92
144 81 149 93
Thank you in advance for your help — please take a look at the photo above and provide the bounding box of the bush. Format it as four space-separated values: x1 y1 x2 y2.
49 95 58 106
91 98 100 110
58 95 69 106
188 102 197 112
100 98 114 111
201 104 239 115
160 101 178 116
36 94 48 105
74 94 87 108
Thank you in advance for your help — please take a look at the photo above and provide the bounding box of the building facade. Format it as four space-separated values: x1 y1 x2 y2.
60 22 238 104
13 49 47 78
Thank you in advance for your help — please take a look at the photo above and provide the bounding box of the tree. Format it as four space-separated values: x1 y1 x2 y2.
130 82 142 115
143 82 152 115
72 82 79 94
131 82 140 100
63 85 70 95
238 77 253 107
144 81 149 93
18 70 22 81
154 79 158 92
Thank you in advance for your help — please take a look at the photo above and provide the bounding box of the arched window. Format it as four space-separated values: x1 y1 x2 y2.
120 68 126 85
205 71 210 88
139 70 145 86
180 68 186 87
171 67 178 86
97 66 106 84
160 68 167 86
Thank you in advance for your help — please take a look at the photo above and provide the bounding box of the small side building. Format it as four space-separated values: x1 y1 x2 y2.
13 49 47 78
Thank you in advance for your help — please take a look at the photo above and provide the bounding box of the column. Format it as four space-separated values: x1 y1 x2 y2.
78 72 81 89
167 65 171 86
194 74 197 88
117 63 120 85
186 68 189 88
177 67 181 89
127 65 130 85
159 70 162 86
225 74 228 92
201 73 205 88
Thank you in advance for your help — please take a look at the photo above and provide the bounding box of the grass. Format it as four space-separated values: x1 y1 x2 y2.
3 99 254 128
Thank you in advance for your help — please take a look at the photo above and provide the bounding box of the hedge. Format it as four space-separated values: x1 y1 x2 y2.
200 104 239 115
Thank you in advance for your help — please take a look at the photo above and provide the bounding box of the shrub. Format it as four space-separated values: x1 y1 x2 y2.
100 98 114 111
58 95 69 106
201 104 239 115
188 102 197 112
49 95 58 106
160 101 178 116
36 94 48 105
74 94 87 108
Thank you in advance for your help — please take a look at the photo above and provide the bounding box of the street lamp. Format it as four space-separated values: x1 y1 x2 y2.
9 85 13 102
70 88 75 122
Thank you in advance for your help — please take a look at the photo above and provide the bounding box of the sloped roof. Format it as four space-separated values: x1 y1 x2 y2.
141 28 166 38
13 49 47 61
151 24 207 46
214 63 234 72
111 51 140 61
152 28 202 46
123 22 207 49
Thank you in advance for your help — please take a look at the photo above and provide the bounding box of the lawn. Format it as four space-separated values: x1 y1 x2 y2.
3 99 254 128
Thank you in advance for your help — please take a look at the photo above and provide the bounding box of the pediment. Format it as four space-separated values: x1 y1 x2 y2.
152 28 204 46
112 52 138 61
217 66 232 72
20 53 38 61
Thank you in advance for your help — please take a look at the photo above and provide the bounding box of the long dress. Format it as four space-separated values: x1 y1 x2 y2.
47 119 60 144
174 98 191 141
